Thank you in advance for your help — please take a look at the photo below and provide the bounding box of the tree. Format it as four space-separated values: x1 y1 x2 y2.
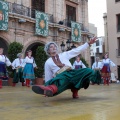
7 42 23 77
35 46 48 78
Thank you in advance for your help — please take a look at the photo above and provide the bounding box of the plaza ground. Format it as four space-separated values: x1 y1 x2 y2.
0 83 120 120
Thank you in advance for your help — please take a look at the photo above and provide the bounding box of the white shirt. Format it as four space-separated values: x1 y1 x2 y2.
22 56 37 68
72 60 86 69
12 58 24 69
102 58 116 67
0 55 11 66
45 42 89 82
92 62 103 70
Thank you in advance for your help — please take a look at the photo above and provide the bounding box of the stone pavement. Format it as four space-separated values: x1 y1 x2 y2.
0 84 120 120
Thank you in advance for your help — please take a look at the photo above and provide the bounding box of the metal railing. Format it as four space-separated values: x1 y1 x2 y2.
8 2 54 23
62 19 89 32
116 49 120 56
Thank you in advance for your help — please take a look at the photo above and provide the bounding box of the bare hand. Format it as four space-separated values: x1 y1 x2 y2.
88 36 97 45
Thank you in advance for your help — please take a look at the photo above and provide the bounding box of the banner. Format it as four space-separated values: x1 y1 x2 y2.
0 1 8 31
71 21 81 42
35 11 48 37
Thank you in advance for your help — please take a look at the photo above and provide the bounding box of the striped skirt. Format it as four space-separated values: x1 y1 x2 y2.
23 63 35 80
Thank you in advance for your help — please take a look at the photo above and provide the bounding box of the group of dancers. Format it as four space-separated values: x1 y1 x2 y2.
0 37 116 99
0 49 37 88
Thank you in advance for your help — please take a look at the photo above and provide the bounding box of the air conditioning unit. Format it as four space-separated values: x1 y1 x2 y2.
58 28 65 32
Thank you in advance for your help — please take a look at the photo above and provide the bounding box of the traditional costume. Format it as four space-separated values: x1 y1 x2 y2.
101 58 115 85
32 42 101 98
73 60 86 69
0 54 11 88
22 51 37 87
92 60 103 85
12 53 25 86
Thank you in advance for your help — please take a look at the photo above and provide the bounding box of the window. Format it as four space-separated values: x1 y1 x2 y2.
96 48 99 53
115 0 120 2
117 14 120 32
96 40 99 46
31 0 45 18
66 5 76 22
118 38 120 56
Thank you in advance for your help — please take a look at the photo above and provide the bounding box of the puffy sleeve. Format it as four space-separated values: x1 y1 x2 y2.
6 57 11 66
110 59 116 67
11 59 16 69
72 61 76 69
61 43 89 60
82 62 86 68
92 63 95 69
33 58 37 68
44 62 53 83
21 57 27 67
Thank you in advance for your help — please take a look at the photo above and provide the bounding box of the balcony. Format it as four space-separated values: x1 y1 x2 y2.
8 2 53 23
116 49 120 57
68 0 80 4
63 19 89 32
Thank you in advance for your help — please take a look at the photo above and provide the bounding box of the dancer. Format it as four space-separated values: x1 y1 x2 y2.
0 48 11 88
22 50 37 87
101 53 116 85
92 57 103 85
32 37 101 98
12 53 25 86
72 55 86 69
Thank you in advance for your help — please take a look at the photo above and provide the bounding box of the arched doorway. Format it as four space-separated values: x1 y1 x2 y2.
0 37 8 55
25 42 44 57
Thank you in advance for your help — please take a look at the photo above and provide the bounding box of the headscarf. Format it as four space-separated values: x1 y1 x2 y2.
44 42 58 56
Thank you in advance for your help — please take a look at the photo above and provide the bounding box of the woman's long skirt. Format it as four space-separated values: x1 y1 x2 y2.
23 63 35 80
0 62 8 80
45 68 102 96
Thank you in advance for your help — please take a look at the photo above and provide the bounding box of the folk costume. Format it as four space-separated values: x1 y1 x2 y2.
92 61 103 85
22 51 37 87
73 60 86 69
101 58 115 85
12 53 25 86
0 54 11 88
32 42 101 98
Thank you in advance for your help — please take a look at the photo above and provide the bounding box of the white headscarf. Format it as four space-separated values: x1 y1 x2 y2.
44 42 58 56
17 53 22 58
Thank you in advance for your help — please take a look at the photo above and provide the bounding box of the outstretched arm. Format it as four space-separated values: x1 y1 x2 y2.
62 37 97 60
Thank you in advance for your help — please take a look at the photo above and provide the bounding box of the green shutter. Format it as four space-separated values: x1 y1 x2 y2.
71 21 81 42
0 1 9 31
35 11 48 37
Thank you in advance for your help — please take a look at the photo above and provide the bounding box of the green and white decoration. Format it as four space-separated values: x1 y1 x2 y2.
71 21 81 42
0 1 9 31
35 11 48 37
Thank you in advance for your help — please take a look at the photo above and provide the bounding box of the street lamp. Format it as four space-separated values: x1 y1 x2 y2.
60 41 65 52
60 40 76 52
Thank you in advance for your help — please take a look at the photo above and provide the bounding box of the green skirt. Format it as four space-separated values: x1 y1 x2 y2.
45 68 102 96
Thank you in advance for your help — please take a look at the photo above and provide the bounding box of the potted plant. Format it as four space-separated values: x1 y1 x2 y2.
34 46 48 85
7 42 23 86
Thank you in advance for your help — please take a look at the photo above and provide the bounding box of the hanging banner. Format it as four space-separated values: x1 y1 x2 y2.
71 21 81 42
35 11 48 37
0 1 8 31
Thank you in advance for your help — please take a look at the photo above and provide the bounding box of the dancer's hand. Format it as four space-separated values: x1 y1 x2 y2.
88 36 97 45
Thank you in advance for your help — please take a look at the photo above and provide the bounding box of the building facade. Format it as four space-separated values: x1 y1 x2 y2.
103 0 120 78
0 0 92 65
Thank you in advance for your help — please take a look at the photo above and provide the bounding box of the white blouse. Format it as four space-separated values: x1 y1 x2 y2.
102 58 116 67
0 55 11 66
72 60 86 69
12 58 24 69
22 56 37 68
45 42 89 82
92 62 103 70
